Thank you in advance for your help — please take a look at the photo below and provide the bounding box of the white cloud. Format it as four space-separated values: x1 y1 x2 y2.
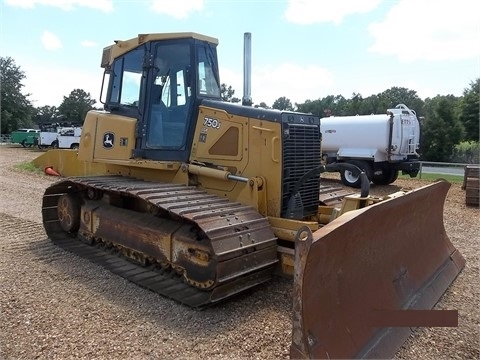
221 63 335 107
22 62 103 107
4 0 113 12
41 31 62 50
369 0 480 62
149 0 204 19
285 0 381 25
81 40 98 48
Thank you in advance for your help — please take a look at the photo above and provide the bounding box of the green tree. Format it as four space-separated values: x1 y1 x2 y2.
296 95 347 117
296 98 318 114
272 96 294 111
33 105 59 125
0 56 34 134
451 141 480 164
296 87 424 117
353 94 378 115
58 89 96 123
220 83 240 103
376 87 425 117
346 93 364 115
421 95 463 161
255 102 270 109
457 78 479 142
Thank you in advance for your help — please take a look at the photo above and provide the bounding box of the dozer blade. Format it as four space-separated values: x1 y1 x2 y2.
32 149 106 177
290 181 465 359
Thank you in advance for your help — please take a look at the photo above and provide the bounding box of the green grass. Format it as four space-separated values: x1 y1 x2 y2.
13 161 43 174
399 173 464 183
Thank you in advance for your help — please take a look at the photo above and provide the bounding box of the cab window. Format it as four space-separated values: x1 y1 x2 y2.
146 43 191 149
108 47 143 107
198 61 220 97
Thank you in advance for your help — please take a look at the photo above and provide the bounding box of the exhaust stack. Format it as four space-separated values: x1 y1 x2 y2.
242 32 252 106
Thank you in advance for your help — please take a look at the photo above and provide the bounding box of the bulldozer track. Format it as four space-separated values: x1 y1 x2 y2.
41 176 279 308
318 183 354 206
49 236 215 306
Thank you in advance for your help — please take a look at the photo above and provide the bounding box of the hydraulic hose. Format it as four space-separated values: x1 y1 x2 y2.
285 164 370 219
324 163 370 197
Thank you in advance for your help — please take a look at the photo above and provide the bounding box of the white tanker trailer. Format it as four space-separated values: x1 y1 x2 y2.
321 104 420 187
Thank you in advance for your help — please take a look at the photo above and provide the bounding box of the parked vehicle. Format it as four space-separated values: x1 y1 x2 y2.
38 123 84 148
57 127 82 149
38 124 60 149
321 104 420 187
11 129 40 147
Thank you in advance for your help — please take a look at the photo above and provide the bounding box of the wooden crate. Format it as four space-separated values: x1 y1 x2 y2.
463 165 480 206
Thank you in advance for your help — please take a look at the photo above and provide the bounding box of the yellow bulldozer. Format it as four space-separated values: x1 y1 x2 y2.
33 32 465 359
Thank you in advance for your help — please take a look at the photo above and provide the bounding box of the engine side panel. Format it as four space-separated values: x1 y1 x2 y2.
190 104 284 216
78 110 137 162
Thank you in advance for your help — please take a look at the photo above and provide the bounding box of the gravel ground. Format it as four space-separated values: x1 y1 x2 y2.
0 145 478 360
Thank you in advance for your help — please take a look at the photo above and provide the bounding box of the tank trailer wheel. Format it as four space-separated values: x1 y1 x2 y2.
340 160 373 188
57 194 81 233
373 168 399 185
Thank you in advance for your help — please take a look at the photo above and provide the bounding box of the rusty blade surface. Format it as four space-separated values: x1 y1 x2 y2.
290 181 465 359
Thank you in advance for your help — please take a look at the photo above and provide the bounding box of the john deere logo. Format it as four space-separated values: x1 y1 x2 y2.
103 132 114 149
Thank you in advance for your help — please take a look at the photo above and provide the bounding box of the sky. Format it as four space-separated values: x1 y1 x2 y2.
1 0 479 109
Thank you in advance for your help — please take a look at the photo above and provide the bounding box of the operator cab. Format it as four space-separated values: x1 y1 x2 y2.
100 33 221 161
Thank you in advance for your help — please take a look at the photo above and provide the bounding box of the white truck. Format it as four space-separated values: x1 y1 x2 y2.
321 104 420 187
38 124 60 148
38 125 82 149
57 127 82 149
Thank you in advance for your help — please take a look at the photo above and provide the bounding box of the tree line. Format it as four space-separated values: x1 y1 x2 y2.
223 77 479 164
293 83 479 163
2 56 478 163
1 57 98 134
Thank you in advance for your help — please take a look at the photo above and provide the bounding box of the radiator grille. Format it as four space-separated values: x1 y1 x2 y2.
281 122 321 218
